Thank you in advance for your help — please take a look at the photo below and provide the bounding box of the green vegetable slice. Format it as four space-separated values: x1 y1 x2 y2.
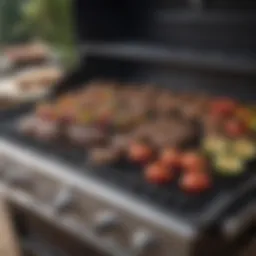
214 155 244 176
202 136 228 155
232 139 256 160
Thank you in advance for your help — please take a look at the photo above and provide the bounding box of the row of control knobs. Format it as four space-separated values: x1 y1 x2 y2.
53 188 157 254
0 160 158 255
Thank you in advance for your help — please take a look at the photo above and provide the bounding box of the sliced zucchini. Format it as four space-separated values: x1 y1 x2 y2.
232 139 256 160
214 155 244 176
202 136 228 155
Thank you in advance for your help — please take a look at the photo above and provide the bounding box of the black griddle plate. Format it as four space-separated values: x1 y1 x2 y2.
0 50 255 231
0 103 255 231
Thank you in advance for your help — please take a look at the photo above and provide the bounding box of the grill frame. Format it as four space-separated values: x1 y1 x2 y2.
0 59 255 232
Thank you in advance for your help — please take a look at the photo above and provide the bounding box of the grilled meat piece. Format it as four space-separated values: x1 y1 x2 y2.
134 119 198 149
67 126 107 147
33 120 59 141
111 134 132 153
88 147 121 166
155 92 178 116
19 115 38 135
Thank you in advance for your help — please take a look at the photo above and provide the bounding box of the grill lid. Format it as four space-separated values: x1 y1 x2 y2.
73 0 256 57
69 0 256 99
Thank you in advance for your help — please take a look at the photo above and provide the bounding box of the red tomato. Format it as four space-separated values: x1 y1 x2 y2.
145 162 174 184
181 152 207 172
180 172 211 193
128 142 153 164
210 98 237 118
160 148 181 169
224 119 248 138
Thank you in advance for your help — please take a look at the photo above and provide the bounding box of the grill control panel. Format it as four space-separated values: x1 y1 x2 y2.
0 140 201 256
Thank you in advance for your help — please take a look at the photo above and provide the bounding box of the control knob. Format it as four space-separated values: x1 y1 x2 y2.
53 188 73 213
0 156 7 177
131 230 156 255
5 169 32 188
93 211 119 234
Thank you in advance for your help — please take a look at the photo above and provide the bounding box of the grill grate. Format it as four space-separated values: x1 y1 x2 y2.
0 110 255 228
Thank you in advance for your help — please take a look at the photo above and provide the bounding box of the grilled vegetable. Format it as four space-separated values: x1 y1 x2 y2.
210 98 237 118
181 152 207 173
214 154 244 176
75 111 93 125
128 141 153 164
159 148 181 169
145 162 174 184
224 119 248 138
180 171 211 193
202 136 228 155
233 139 256 160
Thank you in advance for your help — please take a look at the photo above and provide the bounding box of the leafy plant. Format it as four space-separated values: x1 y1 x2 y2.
15 0 76 66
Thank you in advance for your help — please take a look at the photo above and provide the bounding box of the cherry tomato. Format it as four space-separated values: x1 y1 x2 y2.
181 152 207 172
180 172 211 193
210 98 237 118
145 162 174 184
160 148 181 169
224 119 248 138
128 141 153 164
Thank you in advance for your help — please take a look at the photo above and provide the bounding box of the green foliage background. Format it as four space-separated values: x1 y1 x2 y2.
0 0 77 67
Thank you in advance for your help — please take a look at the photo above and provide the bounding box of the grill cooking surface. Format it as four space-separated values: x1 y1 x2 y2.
0 106 255 228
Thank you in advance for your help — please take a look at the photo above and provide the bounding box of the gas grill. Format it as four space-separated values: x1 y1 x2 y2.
0 1 255 256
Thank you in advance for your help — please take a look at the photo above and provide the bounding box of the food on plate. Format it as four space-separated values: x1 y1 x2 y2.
17 66 63 91
145 162 174 184
4 42 50 65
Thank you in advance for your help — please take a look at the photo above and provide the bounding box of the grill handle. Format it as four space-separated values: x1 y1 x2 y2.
222 202 255 240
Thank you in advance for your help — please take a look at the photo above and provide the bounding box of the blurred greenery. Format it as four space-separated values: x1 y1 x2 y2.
0 0 77 67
